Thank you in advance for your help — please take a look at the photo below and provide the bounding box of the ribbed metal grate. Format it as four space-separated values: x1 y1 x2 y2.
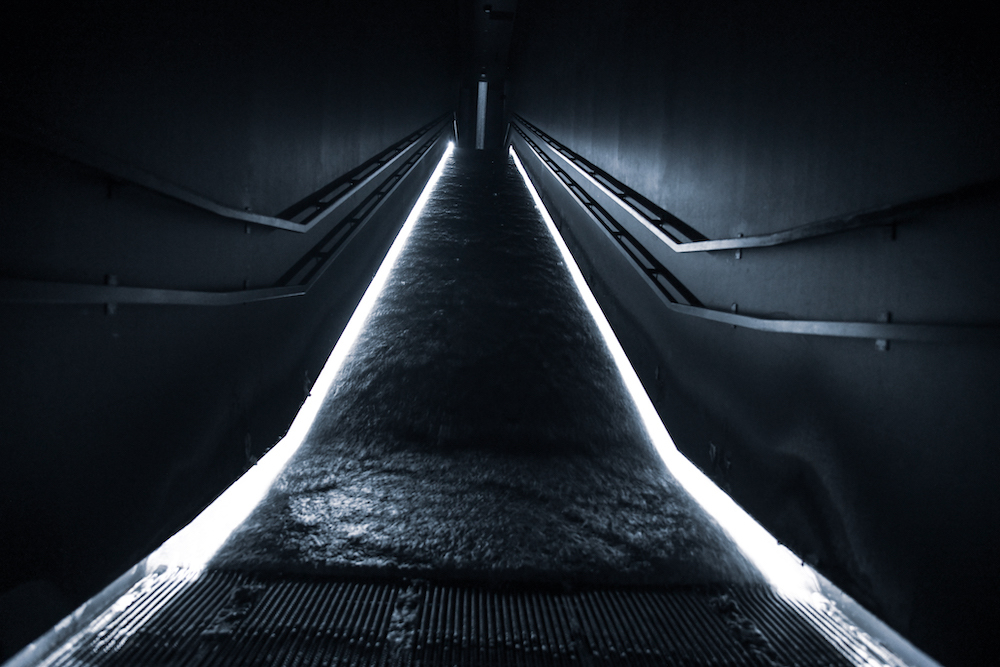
39 569 905 666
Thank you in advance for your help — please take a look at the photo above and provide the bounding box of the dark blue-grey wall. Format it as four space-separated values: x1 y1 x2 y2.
0 0 458 658
508 1 999 665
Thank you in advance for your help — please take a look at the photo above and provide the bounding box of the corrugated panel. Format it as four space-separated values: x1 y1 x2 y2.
37 569 906 667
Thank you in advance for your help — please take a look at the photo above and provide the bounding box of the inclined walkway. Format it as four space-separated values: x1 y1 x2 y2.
29 149 897 667
208 147 758 587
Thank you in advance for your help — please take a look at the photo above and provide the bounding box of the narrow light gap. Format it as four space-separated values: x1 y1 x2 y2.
146 142 456 573
475 81 488 150
509 144 819 600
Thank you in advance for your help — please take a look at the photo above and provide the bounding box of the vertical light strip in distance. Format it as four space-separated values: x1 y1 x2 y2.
509 145 819 600
147 142 457 572
476 81 488 150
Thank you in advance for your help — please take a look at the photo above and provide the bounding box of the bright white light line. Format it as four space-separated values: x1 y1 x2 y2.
147 141 456 572
509 145 819 599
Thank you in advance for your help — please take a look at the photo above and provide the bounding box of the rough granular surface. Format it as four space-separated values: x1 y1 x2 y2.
211 149 762 588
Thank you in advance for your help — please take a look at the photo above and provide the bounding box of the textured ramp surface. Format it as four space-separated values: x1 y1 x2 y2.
41 569 897 667
210 149 759 587
30 150 911 667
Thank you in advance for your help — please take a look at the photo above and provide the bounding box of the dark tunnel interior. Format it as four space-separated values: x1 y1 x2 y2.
1 1 999 665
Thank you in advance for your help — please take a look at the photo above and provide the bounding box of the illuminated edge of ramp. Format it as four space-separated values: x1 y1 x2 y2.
0 143 456 667
508 145 815 598
146 141 456 572
509 144 940 667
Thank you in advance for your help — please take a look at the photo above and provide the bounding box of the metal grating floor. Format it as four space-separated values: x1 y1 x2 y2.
39 568 905 667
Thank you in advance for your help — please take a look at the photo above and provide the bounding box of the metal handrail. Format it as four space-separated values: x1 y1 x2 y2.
509 126 1000 345
0 279 306 307
511 124 700 308
1 112 453 233
1 125 452 306
513 115 1000 253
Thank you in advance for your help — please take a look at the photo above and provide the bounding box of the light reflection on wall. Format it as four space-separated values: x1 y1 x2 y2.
147 142 457 572
509 144 820 600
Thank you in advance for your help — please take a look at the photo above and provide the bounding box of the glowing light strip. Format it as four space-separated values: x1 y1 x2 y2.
510 145 819 599
147 142 456 572
476 81 488 150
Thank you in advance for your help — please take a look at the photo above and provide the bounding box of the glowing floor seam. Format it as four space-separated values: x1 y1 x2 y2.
146 142 456 572
509 144 819 600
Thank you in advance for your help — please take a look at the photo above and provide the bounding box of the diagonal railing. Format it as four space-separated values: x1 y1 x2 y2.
0 116 454 307
509 118 1000 345
1 112 454 233
513 114 1000 253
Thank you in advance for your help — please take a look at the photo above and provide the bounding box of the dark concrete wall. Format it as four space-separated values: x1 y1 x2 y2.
508 1 1000 665
0 0 457 658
